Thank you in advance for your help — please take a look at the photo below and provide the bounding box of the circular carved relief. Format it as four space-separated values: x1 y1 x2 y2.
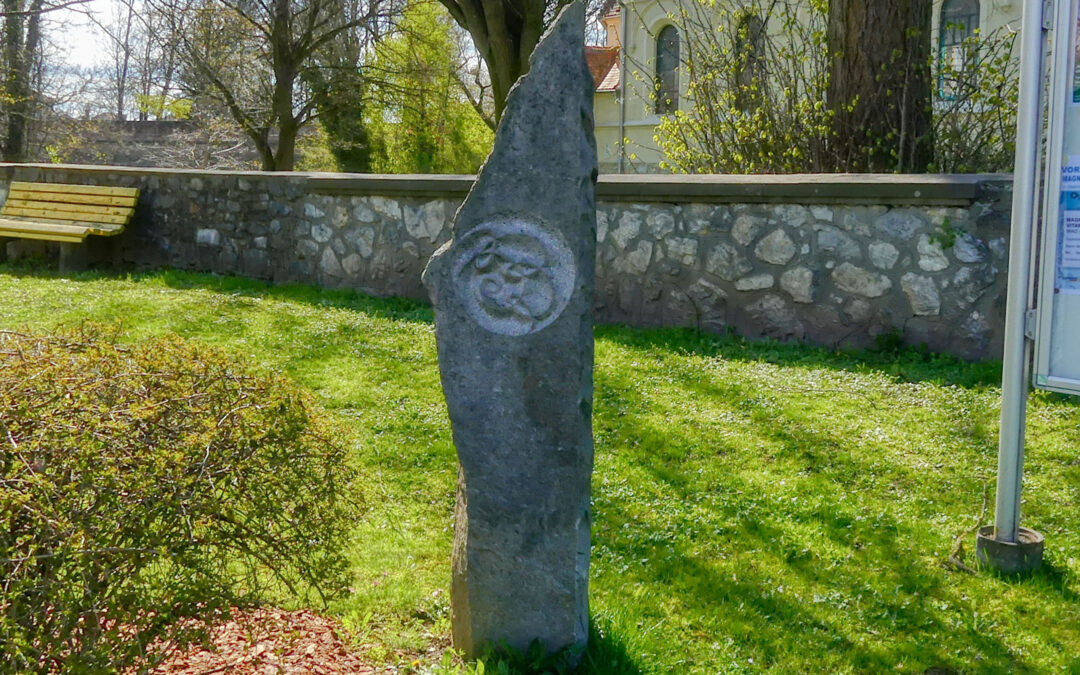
451 218 576 336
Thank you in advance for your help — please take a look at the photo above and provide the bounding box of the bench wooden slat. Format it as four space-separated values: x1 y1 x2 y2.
0 217 121 237
0 206 130 225
0 229 87 244
10 181 139 199
2 199 134 219
6 189 138 208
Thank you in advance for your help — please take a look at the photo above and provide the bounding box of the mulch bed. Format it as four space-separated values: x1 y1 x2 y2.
142 607 378 675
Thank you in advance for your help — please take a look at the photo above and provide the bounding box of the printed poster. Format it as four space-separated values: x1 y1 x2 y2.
1074 9 1080 104
1057 191 1080 294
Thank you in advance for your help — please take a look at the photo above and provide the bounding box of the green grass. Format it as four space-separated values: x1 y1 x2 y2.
2 263 1079 674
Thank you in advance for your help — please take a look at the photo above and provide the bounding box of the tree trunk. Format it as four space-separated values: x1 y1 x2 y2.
438 0 549 124
826 0 933 172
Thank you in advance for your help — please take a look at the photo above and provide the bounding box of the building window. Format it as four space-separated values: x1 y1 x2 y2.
655 25 680 114
939 0 980 97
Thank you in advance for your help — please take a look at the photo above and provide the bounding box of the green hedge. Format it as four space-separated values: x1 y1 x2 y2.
0 327 361 674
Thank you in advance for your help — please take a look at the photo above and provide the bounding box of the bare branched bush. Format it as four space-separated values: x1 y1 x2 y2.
0 326 361 675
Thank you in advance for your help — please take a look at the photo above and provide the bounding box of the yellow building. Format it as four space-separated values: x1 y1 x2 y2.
588 0 1023 174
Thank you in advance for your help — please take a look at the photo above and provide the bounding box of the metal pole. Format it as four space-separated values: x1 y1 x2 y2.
617 1 628 174
994 0 1046 543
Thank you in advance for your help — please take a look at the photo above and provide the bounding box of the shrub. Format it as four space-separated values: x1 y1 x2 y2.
0 327 360 674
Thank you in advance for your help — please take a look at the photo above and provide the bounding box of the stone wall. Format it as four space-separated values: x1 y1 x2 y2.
0 164 1012 359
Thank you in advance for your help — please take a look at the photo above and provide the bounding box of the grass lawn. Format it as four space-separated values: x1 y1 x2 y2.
2 264 1079 674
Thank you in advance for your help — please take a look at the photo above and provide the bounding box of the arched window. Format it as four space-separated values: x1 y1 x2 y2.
939 0 980 96
655 25 680 114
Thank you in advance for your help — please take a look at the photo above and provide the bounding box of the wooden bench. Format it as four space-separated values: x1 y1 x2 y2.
0 181 140 269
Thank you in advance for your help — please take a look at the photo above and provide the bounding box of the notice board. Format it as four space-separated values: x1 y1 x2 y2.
1035 0 1080 395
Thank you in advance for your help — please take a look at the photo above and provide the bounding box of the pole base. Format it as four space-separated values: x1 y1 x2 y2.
975 525 1044 573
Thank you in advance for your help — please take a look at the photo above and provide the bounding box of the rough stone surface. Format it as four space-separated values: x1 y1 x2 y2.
755 229 797 265
917 235 949 272
901 273 941 316
735 273 774 291
832 263 893 298
420 3 595 659
818 227 861 260
0 164 1012 361
706 242 753 280
780 267 814 303
868 241 900 270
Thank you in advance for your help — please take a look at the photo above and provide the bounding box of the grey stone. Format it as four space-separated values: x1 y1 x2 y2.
253 236 267 250
746 294 804 340
874 210 925 240
609 210 641 250
369 196 400 220
646 207 676 238
342 253 364 276
810 206 833 223
303 202 325 219
817 227 861 260
844 298 873 323
868 241 900 270
319 247 343 277
901 273 941 316
953 233 987 263
195 228 221 247
755 229 797 265
989 237 1008 259
311 223 333 243
596 209 610 243
917 235 949 272
296 239 319 259
780 267 814 303
772 204 810 229
420 3 594 660
665 237 698 266
832 263 892 298
735 273 774 291
615 241 653 275
732 213 763 246
705 242 753 280
404 202 447 243
952 264 997 308
352 201 378 223
345 226 375 258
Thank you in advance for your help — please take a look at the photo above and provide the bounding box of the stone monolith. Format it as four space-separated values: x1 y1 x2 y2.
421 1 597 660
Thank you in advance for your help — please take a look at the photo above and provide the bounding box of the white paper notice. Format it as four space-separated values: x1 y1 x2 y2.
1063 210 1080 267
1064 156 1080 188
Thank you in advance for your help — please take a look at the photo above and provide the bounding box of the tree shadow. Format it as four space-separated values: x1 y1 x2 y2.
595 322 1006 390
0 262 435 325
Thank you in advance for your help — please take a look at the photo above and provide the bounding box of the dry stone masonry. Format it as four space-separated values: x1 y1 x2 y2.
0 166 1010 360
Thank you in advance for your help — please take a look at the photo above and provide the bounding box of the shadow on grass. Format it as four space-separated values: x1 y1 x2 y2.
0 262 434 325
595 321 1007 389
474 618 644 675
1 260 1017 390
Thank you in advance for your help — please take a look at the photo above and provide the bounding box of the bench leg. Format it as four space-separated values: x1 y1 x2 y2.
0 238 7 265
59 243 88 273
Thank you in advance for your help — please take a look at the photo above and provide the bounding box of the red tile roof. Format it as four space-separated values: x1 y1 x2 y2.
585 46 620 92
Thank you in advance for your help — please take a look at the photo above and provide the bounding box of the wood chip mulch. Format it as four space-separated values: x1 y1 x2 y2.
141 607 378 675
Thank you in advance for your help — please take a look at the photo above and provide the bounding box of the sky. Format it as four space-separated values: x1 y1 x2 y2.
50 0 113 69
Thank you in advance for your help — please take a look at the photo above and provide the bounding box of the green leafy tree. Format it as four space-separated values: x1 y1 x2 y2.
366 1 493 174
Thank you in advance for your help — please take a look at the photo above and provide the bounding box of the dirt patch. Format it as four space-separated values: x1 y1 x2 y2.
141 607 376 674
